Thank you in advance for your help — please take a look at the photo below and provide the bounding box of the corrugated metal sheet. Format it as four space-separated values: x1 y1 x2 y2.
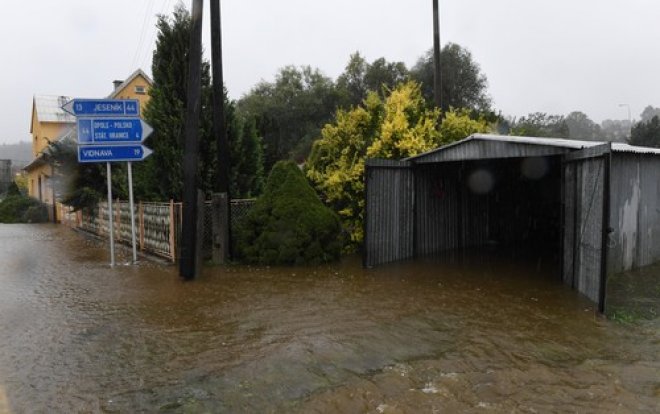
411 139 573 163
407 134 660 164
611 143 660 155
562 163 576 287
563 153 605 303
608 153 660 273
34 95 75 124
415 164 460 255
364 160 414 267
575 157 604 303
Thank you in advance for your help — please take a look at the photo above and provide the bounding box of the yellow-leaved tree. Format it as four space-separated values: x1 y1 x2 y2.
306 81 491 251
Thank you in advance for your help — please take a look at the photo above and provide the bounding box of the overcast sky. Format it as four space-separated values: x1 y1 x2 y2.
1 0 659 145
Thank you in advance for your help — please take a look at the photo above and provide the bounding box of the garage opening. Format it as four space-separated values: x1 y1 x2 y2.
413 155 563 272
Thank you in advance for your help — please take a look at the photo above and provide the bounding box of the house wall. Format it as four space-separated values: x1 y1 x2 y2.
113 74 151 115
31 118 69 159
28 114 67 200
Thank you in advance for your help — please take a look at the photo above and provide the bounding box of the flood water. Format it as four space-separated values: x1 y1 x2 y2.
0 224 658 413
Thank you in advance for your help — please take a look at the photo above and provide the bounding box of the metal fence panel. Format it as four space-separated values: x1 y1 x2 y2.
364 160 414 267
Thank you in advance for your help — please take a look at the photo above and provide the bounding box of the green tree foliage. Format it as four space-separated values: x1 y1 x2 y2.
44 137 109 211
510 112 569 138
600 119 631 142
639 105 660 123
630 115 660 147
6 181 21 197
137 5 263 201
235 160 341 265
336 52 409 107
13 174 28 195
565 111 601 140
238 66 339 170
411 43 491 111
306 81 491 250
0 194 48 223
236 117 264 197
137 5 213 201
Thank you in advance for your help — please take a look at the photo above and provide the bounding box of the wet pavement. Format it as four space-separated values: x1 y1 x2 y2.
0 224 658 413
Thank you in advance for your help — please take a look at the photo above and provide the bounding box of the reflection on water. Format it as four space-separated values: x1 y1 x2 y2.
0 224 658 413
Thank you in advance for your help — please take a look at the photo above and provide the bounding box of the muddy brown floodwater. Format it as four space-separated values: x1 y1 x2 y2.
0 224 658 413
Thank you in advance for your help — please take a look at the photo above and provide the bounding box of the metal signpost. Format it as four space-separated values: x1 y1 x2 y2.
64 99 153 266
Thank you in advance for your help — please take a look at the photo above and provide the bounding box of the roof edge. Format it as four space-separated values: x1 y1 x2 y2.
109 68 153 98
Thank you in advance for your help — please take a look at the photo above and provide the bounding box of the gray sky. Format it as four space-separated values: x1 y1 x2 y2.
1 0 659 145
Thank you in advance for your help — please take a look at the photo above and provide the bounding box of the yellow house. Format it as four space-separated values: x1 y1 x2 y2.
24 69 152 221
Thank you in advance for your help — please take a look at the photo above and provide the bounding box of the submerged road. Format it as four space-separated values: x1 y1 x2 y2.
0 224 658 412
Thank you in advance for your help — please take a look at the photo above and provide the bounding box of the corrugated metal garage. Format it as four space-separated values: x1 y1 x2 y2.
364 134 660 312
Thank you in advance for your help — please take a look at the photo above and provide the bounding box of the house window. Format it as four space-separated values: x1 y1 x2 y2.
135 85 146 95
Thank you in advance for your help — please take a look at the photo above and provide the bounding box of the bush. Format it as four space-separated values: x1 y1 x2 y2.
235 161 342 265
0 195 49 223
22 204 49 223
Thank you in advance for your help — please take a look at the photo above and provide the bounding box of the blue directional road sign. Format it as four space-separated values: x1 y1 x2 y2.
77 118 154 145
78 145 153 163
63 99 140 117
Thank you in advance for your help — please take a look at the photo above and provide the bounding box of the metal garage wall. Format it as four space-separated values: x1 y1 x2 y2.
608 153 660 273
415 165 460 255
563 145 610 306
364 159 414 267
414 163 490 256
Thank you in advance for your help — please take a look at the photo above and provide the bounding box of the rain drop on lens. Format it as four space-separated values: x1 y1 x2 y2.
467 169 494 194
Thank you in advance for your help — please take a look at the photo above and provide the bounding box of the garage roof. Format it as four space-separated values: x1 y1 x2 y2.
406 134 660 163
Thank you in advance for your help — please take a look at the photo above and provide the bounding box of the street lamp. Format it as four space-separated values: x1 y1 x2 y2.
618 103 632 141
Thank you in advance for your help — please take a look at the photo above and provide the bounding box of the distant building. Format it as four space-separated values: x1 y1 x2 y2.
24 69 152 221
0 159 11 194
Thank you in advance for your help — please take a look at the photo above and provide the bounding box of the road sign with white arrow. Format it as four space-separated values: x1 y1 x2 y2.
63 99 140 117
78 145 153 163
77 118 153 145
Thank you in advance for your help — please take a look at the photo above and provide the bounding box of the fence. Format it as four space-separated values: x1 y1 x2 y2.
201 198 256 259
60 198 254 263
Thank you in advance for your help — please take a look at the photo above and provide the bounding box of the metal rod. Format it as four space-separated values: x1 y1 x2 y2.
127 161 138 263
106 162 115 267
179 0 204 280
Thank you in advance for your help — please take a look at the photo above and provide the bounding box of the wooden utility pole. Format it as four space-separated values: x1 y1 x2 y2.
210 0 232 262
432 0 442 109
179 0 204 280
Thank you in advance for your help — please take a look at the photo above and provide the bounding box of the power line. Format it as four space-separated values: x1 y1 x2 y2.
131 0 157 71
141 0 175 71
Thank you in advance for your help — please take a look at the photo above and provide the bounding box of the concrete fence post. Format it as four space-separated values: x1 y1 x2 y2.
195 191 205 275
211 193 229 264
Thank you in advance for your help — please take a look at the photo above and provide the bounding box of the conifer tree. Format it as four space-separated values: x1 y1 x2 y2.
137 5 263 201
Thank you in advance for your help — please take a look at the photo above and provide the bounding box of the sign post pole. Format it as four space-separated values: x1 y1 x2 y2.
127 161 138 263
106 162 115 267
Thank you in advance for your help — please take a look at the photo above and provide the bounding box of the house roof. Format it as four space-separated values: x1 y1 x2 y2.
108 68 153 98
406 133 660 164
32 95 76 125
